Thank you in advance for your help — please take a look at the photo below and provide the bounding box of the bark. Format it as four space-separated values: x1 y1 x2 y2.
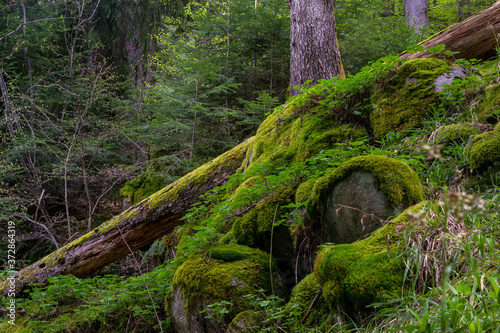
1 139 251 296
405 0 429 33
288 0 343 96
401 1 500 61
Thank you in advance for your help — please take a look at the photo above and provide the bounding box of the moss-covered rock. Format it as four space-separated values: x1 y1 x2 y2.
227 310 264 333
313 203 425 317
239 97 367 174
478 84 500 122
468 122 500 170
231 187 295 251
295 178 317 204
167 245 284 333
283 273 330 327
435 123 481 142
307 155 424 244
370 58 453 138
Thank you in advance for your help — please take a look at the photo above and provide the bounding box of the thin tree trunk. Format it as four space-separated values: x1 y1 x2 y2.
405 0 429 33
0 69 15 136
1 139 251 296
288 0 344 96
400 1 500 61
190 78 198 162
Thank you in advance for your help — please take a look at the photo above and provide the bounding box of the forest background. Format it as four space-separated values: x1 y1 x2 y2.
0 0 496 274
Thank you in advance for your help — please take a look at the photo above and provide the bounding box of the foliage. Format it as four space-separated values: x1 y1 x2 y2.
3 1 500 332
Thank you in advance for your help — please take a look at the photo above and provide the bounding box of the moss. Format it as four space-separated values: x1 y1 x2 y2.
295 178 317 204
478 84 500 121
239 97 367 175
231 187 295 249
435 123 480 142
168 245 281 321
227 310 264 333
232 176 264 199
307 155 424 218
208 244 276 268
370 58 452 138
119 172 168 205
284 273 330 326
468 123 500 170
0 317 32 332
312 203 427 316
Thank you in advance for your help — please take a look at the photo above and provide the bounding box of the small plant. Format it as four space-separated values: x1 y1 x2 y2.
200 300 232 323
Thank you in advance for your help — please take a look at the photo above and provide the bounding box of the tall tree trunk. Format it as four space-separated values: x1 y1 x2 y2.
1 139 251 296
400 1 500 61
405 0 429 33
288 0 344 96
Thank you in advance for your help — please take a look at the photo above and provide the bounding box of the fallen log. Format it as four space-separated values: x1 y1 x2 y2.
1 138 252 296
400 2 500 61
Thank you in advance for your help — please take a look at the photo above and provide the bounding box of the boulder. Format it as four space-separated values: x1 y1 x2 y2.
468 122 500 170
167 245 284 333
307 155 424 244
370 58 464 138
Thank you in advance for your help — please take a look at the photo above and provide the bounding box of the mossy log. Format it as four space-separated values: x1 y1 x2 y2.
1 139 252 296
400 2 500 61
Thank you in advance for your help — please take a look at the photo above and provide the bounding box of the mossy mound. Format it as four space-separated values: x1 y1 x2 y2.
167 245 284 333
370 58 452 138
468 122 500 170
295 178 317 204
478 84 500 121
231 187 295 250
313 203 426 317
435 123 480 142
284 273 330 327
239 98 367 174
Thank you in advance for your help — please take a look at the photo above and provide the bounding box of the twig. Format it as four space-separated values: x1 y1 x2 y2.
301 288 322 323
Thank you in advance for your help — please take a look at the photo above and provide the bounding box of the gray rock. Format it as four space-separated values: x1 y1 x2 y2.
323 171 401 244
434 66 467 92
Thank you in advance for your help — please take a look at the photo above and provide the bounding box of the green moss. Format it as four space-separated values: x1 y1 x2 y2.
239 98 367 175
120 173 168 205
435 123 480 142
478 84 500 121
468 123 500 170
312 203 427 316
0 317 32 332
232 176 264 199
168 245 281 320
370 58 452 138
227 310 263 332
231 187 295 249
295 178 317 204
208 244 276 268
284 273 330 326
307 155 424 218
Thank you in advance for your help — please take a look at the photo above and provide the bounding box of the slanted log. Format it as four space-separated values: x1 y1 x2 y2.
400 2 500 61
1 139 252 296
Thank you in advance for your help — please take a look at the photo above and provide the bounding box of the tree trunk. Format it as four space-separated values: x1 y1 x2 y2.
1 139 252 296
288 0 344 96
405 0 429 33
401 1 500 61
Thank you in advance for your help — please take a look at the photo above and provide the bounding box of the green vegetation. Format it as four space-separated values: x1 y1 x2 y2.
2 1 500 332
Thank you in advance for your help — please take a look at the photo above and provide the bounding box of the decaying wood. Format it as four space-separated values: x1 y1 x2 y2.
401 2 500 61
1 139 252 296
